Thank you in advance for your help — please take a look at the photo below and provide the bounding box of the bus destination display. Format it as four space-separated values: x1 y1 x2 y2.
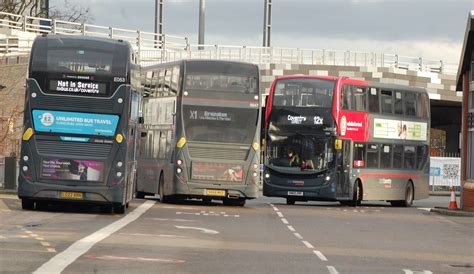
49 80 107 95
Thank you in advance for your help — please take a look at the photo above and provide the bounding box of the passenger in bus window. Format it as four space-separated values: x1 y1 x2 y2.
287 148 302 167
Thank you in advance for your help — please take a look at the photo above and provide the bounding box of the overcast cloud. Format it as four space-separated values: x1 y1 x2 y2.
51 0 474 64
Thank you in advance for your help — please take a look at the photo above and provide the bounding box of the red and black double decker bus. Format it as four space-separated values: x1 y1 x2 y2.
263 76 430 207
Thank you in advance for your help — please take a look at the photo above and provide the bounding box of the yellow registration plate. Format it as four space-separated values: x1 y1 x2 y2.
205 189 226 197
60 192 84 199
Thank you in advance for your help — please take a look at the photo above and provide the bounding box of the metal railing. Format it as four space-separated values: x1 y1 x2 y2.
0 11 458 75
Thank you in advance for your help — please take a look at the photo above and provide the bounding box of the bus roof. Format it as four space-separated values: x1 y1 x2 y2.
33 34 133 48
338 77 429 94
273 75 339 82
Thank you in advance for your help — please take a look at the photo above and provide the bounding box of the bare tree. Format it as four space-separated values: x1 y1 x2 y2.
0 0 92 23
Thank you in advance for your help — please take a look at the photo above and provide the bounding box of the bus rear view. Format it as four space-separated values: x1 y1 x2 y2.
18 35 139 213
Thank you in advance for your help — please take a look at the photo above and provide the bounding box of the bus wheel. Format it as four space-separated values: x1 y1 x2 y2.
113 203 126 214
350 181 363 207
159 174 171 203
21 199 35 210
390 182 414 207
286 198 296 205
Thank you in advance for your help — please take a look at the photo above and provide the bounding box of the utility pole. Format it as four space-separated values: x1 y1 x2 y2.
262 0 272 47
198 0 205 49
155 0 164 48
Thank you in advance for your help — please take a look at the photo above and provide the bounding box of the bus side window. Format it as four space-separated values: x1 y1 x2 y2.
403 146 416 169
394 91 403 115
416 145 428 170
342 85 352 110
368 88 379 113
417 93 429 118
366 144 379 168
380 144 392 168
393 145 403 169
353 143 366 168
404 91 417 116
380 90 393 114
353 87 367 111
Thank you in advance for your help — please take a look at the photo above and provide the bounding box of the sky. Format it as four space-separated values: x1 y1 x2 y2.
50 0 474 64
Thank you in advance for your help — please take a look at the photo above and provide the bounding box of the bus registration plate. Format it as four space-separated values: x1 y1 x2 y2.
205 189 226 196
288 191 303 196
60 192 83 199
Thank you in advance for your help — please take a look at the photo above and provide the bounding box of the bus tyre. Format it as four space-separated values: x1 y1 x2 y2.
286 198 296 205
350 181 363 207
159 174 171 203
391 182 414 207
113 203 126 214
22 199 35 210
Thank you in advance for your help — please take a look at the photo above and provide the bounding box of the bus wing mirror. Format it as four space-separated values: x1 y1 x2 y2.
141 131 147 137
335 139 342 150
138 117 144 124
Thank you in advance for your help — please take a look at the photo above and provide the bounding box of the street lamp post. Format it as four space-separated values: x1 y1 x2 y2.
155 0 163 48
262 0 272 47
198 0 205 49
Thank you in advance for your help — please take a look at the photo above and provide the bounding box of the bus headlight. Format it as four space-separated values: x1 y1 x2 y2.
253 172 258 178
118 98 123 104
265 173 270 179
22 166 28 172
325 176 331 181
116 172 122 178
117 161 123 168
23 155 29 162
176 168 182 174
31 92 37 98
177 159 183 166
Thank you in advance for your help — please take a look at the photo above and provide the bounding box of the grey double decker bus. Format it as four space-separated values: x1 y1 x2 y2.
136 60 261 206
18 35 140 213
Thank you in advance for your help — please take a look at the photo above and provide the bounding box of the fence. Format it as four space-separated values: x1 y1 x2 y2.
0 11 458 75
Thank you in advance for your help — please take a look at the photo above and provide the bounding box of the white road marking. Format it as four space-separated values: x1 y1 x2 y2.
40 242 50 247
163 206 194 210
119 233 186 238
176 211 239 217
33 200 155 274
84 254 185 263
287 225 295 232
174 225 219 235
276 212 284 218
36 237 45 241
0 235 5 239
293 233 303 240
281 218 289 224
302 240 314 249
313 250 328 261
46 248 56 253
403 270 433 274
145 218 197 222
327 265 339 274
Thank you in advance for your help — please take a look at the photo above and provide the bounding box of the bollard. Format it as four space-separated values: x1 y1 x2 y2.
4 157 17 190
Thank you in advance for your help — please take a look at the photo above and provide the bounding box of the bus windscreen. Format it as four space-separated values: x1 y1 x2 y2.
273 78 335 107
185 74 258 95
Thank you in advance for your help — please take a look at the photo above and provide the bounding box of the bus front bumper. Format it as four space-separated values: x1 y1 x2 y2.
263 180 337 201
17 176 124 204
173 179 258 200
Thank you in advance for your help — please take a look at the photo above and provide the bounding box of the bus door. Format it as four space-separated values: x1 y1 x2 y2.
336 139 352 199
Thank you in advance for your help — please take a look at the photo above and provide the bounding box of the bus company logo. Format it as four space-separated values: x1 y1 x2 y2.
287 115 306 124
340 116 347 136
313 116 323 125
40 112 55 127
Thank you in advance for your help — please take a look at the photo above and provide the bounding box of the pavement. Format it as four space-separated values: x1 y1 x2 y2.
0 194 473 273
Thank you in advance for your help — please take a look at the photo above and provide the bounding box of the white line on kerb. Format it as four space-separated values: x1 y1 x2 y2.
281 218 289 224
33 200 155 274
313 250 328 261
287 225 295 232
327 265 339 274
302 240 314 249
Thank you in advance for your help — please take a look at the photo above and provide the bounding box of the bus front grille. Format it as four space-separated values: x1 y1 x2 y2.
37 97 115 111
188 146 249 161
36 140 112 158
